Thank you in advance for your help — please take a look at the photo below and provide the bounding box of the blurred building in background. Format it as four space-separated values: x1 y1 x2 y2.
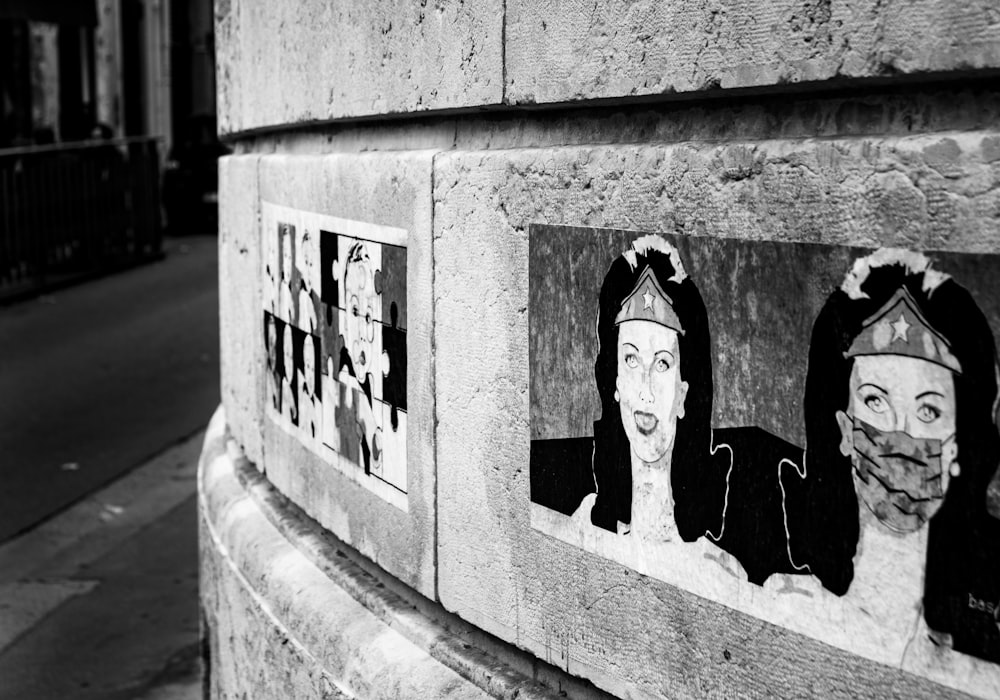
0 1 97 147
0 0 216 155
0 0 224 301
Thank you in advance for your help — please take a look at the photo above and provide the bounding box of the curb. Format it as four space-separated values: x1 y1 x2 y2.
199 407 589 699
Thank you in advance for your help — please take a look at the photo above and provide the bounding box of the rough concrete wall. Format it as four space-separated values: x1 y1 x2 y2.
214 86 1000 697
214 92 1000 697
219 155 263 467
213 0 239 138
211 0 1000 697
253 153 438 599
432 134 1000 699
505 0 1000 105
213 0 504 135
215 1 1000 136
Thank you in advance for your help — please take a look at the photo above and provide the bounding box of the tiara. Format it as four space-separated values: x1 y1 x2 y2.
614 267 685 334
844 286 961 374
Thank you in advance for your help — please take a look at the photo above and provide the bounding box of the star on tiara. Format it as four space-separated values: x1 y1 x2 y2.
614 267 685 334
845 286 961 374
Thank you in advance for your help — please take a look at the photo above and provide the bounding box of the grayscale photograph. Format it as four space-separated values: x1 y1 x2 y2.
1 1 999 698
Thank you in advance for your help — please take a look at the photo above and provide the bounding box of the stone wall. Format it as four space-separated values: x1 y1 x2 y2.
207 2 1000 698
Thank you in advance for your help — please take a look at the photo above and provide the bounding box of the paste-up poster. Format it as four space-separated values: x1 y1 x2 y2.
529 224 1000 697
263 202 408 511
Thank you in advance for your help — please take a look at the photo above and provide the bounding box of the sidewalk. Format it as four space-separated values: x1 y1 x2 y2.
0 430 206 700
0 234 220 542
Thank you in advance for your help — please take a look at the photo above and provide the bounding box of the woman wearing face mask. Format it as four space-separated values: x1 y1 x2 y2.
780 249 1000 671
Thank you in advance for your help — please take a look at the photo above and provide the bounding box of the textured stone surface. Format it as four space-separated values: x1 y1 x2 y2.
219 155 263 467
223 87 1000 160
435 135 1000 252
454 88 1000 152
258 152 437 599
433 135 1000 698
214 0 503 135
198 414 491 700
215 0 1000 132
506 0 1000 106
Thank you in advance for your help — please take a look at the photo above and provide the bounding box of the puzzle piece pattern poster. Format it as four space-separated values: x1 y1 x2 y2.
262 201 408 511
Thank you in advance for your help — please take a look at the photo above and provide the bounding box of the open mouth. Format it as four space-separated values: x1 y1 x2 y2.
633 411 659 436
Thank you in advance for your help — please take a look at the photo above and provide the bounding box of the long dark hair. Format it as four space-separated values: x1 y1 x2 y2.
590 236 728 541
793 252 1000 639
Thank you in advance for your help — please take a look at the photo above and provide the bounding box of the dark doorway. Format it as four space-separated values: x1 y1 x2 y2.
58 25 96 141
121 0 146 136
0 20 32 147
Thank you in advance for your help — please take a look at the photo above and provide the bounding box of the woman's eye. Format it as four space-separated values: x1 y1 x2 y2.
863 394 887 413
917 404 942 423
625 354 639 368
654 358 671 372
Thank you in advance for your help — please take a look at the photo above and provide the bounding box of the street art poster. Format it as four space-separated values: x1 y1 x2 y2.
529 224 1000 696
262 201 408 511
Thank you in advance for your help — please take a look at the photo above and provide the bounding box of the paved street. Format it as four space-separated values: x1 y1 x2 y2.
0 236 218 698
0 430 204 700
0 236 220 542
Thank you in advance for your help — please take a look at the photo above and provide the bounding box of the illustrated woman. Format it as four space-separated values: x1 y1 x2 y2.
779 249 1000 666
573 234 729 547
265 312 282 415
281 322 298 428
299 334 320 448
278 223 295 324
296 227 319 334
340 239 380 474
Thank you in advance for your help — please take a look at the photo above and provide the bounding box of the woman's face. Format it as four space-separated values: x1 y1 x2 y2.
616 319 689 465
297 229 315 285
837 354 958 531
849 355 956 441
345 245 375 373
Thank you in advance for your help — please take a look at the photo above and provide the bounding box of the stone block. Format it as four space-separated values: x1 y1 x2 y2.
214 0 503 135
219 154 263 467
258 152 437 598
198 417 492 700
433 134 1000 698
213 0 240 137
506 0 1000 106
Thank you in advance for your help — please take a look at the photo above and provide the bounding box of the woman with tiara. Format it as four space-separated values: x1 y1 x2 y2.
776 249 1000 685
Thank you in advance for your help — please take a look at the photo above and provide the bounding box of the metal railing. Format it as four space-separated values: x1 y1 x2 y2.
0 137 163 300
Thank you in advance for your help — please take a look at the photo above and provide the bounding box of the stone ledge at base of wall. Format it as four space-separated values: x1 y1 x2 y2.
198 405 606 700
